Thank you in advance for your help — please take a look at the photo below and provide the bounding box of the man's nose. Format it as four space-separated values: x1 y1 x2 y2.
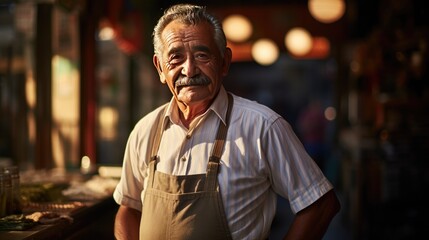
181 57 199 77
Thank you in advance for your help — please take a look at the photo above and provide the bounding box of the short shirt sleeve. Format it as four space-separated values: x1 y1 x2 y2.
264 117 333 214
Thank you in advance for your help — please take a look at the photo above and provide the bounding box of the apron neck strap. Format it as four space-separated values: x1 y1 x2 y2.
205 93 233 191
150 104 168 162
209 93 233 163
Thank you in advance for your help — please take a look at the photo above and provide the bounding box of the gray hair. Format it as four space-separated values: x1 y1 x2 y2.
152 4 227 58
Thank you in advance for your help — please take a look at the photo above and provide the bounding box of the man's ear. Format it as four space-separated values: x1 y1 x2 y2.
153 54 166 84
222 47 232 77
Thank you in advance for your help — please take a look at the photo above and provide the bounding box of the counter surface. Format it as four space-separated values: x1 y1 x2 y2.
0 196 118 240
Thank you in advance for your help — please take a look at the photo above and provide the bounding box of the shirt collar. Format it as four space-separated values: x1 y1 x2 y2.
209 86 229 126
164 86 229 127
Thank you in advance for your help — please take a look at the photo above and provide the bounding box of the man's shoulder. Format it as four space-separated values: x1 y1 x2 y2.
133 103 169 131
230 93 281 122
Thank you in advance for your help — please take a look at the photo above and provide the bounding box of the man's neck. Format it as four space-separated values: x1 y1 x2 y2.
178 103 209 129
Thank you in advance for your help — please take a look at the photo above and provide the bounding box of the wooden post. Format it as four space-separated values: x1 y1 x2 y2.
35 3 53 169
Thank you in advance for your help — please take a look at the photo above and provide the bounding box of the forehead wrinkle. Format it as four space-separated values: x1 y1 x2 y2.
166 43 211 58
192 45 211 53
161 22 217 59
167 46 183 56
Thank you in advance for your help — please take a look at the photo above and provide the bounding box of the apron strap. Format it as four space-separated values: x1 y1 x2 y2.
205 93 234 191
211 93 234 161
148 104 168 187
150 104 168 162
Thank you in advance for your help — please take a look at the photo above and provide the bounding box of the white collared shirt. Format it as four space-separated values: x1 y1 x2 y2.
114 86 333 240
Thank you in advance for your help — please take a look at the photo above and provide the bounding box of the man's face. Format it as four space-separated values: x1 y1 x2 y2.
153 20 231 109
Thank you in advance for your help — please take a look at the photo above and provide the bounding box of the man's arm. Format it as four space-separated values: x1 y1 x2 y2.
283 190 341 240
114 205 141 240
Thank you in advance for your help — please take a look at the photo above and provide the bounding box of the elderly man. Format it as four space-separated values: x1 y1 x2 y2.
113 4 340 240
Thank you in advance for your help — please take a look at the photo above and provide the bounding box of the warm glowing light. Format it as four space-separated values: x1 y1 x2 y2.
52 55 79 121
251 38 279 66
25 74 36 108
81 155 92 174
99 26 115 41
308 0 346 23
81 156 91 169
223 14 253 42
324 106 336 121
99 106 119 139
285 28 313 56
311 37 330 57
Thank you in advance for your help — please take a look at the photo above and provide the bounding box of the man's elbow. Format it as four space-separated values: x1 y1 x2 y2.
326 190 341 218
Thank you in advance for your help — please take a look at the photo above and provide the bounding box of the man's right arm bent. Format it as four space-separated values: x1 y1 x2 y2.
114 205 141 240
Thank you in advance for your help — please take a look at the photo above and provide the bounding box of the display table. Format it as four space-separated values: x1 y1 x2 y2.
0 170 119 240
0 196 118 240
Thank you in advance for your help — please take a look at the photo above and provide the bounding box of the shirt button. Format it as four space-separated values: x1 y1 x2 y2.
186 134 191 139
181 157 186 162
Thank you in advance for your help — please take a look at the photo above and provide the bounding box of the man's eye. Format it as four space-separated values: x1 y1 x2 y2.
195 53 210 61
169 54 184 64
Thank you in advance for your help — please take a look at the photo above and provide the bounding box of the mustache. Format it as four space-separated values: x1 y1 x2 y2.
175 75 211 88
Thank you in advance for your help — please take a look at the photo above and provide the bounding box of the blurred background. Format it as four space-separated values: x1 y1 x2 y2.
0 0 428 239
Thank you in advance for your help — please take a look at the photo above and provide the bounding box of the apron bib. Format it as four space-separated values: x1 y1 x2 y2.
140 94 233 240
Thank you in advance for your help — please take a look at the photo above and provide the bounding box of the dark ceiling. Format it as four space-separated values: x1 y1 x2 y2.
154 0 380 40
155 0 428 40
157 0 308 8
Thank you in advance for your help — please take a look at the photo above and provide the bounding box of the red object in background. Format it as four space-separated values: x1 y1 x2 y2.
106 0 143 54
114 12 143 54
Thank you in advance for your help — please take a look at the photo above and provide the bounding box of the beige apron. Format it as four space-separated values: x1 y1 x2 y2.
140 94 233 240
